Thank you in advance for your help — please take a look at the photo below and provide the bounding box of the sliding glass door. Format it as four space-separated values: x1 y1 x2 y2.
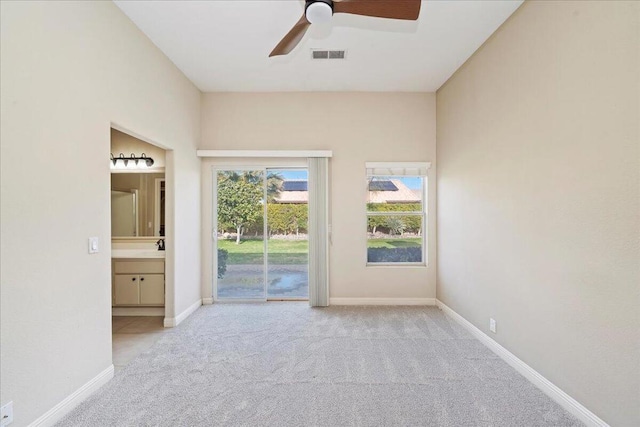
266 169 309 299
214 168 308 300
215 169 266 299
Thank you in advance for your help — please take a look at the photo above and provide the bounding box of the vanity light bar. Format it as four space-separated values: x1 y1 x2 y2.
110 153 154 170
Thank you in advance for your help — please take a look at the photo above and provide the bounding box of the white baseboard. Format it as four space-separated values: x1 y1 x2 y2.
202 297 214 305
435 299 608 427
330 298 436 306
29 365 114 427
112 307 164 316
163 299 201 327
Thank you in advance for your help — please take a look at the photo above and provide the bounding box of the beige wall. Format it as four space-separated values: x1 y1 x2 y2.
436 1 639 425
201 93 436 300
0 2 201 425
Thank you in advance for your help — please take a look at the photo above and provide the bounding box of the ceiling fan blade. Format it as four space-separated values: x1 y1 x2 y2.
269 14 311 57
333 0 421 21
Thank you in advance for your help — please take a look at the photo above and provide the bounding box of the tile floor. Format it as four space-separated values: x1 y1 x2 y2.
112 316 167 371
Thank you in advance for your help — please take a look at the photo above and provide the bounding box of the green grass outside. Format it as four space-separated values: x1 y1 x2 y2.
218 238 308 265
218 237 421 265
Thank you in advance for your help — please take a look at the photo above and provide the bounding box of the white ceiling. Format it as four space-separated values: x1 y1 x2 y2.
114 0 523 92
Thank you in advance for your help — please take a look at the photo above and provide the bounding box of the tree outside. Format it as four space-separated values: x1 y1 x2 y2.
267 204 308 236
217 171 285 244
367 203 422 235
217 172 264 244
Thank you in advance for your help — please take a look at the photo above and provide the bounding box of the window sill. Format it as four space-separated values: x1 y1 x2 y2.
366 263 428 268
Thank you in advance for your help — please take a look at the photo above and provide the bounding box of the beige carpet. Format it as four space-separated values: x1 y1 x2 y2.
58 303 581 426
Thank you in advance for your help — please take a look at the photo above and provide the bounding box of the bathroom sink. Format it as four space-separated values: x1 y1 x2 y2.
111 249 165 259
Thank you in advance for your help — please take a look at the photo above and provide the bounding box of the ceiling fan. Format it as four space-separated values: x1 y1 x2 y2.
269 0 421 57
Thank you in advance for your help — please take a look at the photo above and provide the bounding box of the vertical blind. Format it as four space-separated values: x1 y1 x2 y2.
308 157 329 307
365 162 431 177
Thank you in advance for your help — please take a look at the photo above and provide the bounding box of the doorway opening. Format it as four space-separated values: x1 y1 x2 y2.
213 168 309 301
110 127 168 370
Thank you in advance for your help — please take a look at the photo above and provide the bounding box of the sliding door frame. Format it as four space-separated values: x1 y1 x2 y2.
211 164 310 302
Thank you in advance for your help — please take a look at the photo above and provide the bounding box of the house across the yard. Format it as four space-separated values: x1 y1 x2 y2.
274 179 420 204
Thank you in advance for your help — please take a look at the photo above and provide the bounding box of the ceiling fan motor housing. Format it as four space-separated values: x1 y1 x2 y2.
305 0 334 24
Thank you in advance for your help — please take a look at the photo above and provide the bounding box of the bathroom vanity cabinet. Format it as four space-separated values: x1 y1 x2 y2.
112 259 165 306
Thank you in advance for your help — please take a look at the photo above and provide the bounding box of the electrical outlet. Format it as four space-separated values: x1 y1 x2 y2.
1 401 13 426
489 318 497 333
88 237 99 254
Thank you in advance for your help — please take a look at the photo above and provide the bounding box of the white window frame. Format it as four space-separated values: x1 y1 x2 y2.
365 162 431 267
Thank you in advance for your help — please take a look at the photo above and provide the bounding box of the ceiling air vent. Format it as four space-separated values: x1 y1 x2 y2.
311 49 346 60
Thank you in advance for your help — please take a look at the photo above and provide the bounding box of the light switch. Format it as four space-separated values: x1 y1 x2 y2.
1 401 13 426
88 237 99 254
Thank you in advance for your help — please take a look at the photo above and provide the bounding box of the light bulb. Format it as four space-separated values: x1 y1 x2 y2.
306 2 332 25
139 154 153 169
115 156 127 169
126 156 137 169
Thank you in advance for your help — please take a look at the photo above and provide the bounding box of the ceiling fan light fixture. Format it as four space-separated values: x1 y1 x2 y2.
305 1 333 25
270 0 420 57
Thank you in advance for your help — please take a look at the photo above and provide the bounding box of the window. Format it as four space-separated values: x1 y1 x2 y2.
366 162 430 265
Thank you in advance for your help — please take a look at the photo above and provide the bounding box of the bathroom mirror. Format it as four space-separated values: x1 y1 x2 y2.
111 173 165 237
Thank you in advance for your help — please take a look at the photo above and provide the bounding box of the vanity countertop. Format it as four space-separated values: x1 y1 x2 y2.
111 249 165 259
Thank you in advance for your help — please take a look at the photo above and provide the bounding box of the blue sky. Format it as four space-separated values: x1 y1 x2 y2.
277 170 307 180
395 177 422 190
276 169 422 190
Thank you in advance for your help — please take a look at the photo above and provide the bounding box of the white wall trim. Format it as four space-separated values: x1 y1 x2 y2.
365 161 432 170
112 307 165 316
196 150 333 158
330 298 436 306
435 300 609 427
213 299 268 304
29 365 114 427
163 299 201 327
202 297 214 305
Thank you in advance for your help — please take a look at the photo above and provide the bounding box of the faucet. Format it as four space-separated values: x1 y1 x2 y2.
156 239 165 251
